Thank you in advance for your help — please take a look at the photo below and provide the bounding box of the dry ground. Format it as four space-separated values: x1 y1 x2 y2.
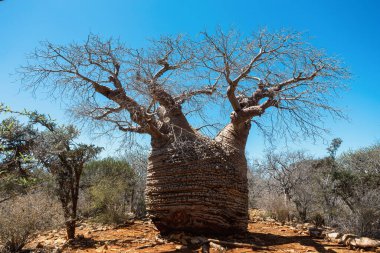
26 218 372 253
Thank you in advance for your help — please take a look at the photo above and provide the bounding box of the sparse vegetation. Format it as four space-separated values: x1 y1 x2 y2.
80 158 136 224
0 191 63 253
249 140 380 238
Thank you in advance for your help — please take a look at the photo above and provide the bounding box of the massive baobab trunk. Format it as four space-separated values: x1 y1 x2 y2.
146 123 250 234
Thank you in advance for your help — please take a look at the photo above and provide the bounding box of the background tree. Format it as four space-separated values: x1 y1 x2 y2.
332 144 380 237
81 157 136 224
312 138 343 224
123 146 148 217
256 150 316 221
20 29 348 234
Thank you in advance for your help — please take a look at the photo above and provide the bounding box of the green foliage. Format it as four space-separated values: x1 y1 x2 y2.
0 118 37 177
327 138 343 159
333 144 380 210
1 104 102 239
81 158 136 224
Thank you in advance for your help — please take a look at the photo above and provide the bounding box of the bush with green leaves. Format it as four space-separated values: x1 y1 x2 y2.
333 144 380 237
80 158 136 224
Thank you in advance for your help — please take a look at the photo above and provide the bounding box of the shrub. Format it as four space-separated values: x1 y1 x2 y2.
79 158 136 224
0 191 63 252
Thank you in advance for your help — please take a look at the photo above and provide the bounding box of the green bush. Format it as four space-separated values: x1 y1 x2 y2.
80 158 136 224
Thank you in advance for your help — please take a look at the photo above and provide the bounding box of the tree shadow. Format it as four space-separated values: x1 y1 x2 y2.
160 231 341 253
238 231 339 253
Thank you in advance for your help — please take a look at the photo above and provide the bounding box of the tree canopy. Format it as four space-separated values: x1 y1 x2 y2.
20 29 349 145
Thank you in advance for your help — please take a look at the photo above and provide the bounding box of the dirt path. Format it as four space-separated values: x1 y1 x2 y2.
28 220 364 253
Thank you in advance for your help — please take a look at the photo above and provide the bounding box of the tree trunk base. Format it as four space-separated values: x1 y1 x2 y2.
146 138 248 235
66 220 76 240
150 206 247 235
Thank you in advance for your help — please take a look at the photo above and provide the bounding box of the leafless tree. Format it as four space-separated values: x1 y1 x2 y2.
19 29 348 234
256 150 317 221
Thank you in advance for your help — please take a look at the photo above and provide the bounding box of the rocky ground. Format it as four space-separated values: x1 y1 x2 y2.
26 215 380 253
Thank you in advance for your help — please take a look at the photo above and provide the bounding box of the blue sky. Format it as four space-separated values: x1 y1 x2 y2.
0 0 379 159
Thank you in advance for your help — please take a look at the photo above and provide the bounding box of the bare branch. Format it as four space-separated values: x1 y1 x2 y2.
19 29 348 145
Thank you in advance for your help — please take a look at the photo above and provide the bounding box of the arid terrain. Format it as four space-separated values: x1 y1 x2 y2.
26 216 373 253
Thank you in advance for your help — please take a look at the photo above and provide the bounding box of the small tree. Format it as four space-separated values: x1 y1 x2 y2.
1 106 101 239
34 124 101 239
312 138 343 224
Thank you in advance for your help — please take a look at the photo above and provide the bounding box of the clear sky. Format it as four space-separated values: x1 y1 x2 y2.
0 0 379 159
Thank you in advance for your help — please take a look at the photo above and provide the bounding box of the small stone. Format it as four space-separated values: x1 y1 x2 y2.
96 245 109 252
52 247 63 253
308 227 323 238
339 234 357 245
54 238 66 245
36 242 44 248
209 242 226 252
325 232 342 241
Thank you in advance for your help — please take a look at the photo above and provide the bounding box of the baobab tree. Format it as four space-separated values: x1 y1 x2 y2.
19 29 348 234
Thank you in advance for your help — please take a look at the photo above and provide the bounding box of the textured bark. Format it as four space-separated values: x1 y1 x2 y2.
66 220 76 240
146 128 249 235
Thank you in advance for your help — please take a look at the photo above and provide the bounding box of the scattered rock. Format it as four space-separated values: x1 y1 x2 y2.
190 236 207 245
348 237 380 249
54 238 66 245
155 235 166 244
303 223 314 229
35 242 44 249
325 232 342 241
308 227 324 238
339 234 357 245
209 241 226 252
95 245 108 252
51 247 63 253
